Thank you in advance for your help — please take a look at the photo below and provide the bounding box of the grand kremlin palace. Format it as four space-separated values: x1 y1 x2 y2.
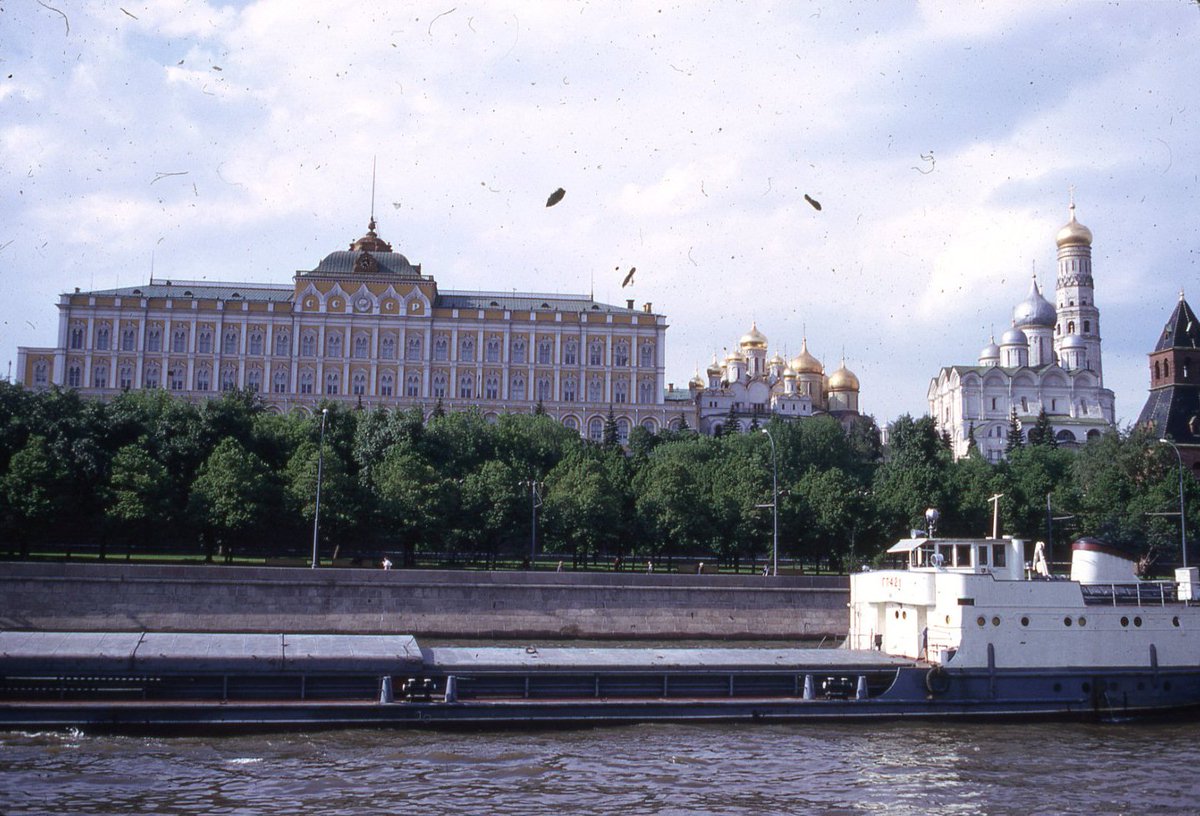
15 219 676 443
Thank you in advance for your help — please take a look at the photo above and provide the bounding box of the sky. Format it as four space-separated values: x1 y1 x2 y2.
2 0 1199 426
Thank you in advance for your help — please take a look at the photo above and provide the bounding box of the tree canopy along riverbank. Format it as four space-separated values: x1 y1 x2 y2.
0 383 1194 575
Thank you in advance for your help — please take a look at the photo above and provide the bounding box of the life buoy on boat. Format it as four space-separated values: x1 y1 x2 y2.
925 666 951 695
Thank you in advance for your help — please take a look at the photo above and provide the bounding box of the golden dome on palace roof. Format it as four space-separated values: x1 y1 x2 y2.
790 338 824 375
739 322 768 349
828 358 860 391
1055 202 1093 248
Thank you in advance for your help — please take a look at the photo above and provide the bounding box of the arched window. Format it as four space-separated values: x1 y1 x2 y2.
325 371 340 395
246 369 262 393
301 333 317 356
380 335 397 360
405 372 420 397
564 340 578 366
274 331 290 356
121 328 136 351
144 365 160 389
195 368 211 391
614 341 629 367
221 367 237 391
638 379 654 403
433 336 449 361
460 337 476 362
588 417 604 441
511 374 527 400
273 370 288 393
485 339 501 363
146 328 162 353
563 377 577 402
511 338 527 364
299 370 314 395
33 362 48 386
1067 320 1076 334
485 376 499 400
617 418 630 444
118 366 133 390
353 335 369 359
1165 361 1171 378
614 379 629 403
379 372 394 397
96 326 110 351
639 342 654 367
326 333 342 358
171 329 187 353
589 340 604 366
248 332 264 355
352 371 367 395
432 373 447 398
459 374 474 399
536 377 551 401
406 337 422 361
69 327 84 349
537 340 553 365
222 330 238 354
169 367 184 391
563 416 579 431
93 364 109 389
587 377 603 402
198 330 213 354
1083 320 1090 334
1155 360 1161 379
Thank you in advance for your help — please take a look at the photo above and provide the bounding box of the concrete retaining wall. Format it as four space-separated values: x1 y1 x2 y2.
0 563 850 640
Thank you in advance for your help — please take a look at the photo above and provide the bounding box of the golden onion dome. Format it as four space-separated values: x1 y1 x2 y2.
828 358 860 392
789 338 824 375
739 322 768 349
782 365 797 379
690 370 706 388
1055 202 1093 248
725 348 746 362
706 355 722 375
769 352 786 367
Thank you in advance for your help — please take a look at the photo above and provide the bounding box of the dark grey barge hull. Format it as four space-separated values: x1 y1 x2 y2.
3 632 1199 730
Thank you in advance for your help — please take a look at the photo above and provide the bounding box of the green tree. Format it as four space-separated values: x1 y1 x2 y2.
0 435 71 555
106 442 174 550
188 437 279 561
1005 408 1023 455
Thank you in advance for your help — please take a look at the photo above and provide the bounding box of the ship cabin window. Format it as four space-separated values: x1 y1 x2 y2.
976 545 989 567
955 544 971 568
992 544 1006 568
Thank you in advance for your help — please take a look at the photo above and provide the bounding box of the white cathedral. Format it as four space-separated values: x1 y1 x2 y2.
927 201 1116 461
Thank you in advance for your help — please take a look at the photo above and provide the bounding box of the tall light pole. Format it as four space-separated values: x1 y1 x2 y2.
524 479 543 564
1159 437 1188 569
760 427 778 577
311 407 329 569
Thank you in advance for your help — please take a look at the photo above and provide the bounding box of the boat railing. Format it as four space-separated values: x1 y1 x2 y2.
1079 581 1179 607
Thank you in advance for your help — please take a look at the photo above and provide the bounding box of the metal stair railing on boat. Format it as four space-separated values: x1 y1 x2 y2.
1080 581 1178 607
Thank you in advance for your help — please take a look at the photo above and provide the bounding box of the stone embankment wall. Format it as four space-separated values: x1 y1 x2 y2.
0 563 850 640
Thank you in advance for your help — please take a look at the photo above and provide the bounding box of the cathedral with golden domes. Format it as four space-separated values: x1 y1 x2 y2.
676 322 862 435
927 200 1116 461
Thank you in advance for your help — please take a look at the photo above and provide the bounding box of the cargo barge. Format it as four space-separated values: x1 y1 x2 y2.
3 536 1199 729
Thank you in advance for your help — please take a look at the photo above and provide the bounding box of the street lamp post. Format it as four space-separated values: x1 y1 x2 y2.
1159 437 1189 569
524 479 543 564
311 407 329 569
760 427 778 577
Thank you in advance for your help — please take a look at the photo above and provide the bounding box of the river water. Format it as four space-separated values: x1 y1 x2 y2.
2 721 1195 815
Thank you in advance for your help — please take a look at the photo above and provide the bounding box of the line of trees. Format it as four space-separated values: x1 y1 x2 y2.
0 383 1194 573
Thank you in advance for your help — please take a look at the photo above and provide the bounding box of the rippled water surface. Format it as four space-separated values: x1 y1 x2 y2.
2 721 1196 815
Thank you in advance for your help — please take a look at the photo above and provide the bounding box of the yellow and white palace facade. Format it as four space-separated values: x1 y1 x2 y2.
15 220 674 443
